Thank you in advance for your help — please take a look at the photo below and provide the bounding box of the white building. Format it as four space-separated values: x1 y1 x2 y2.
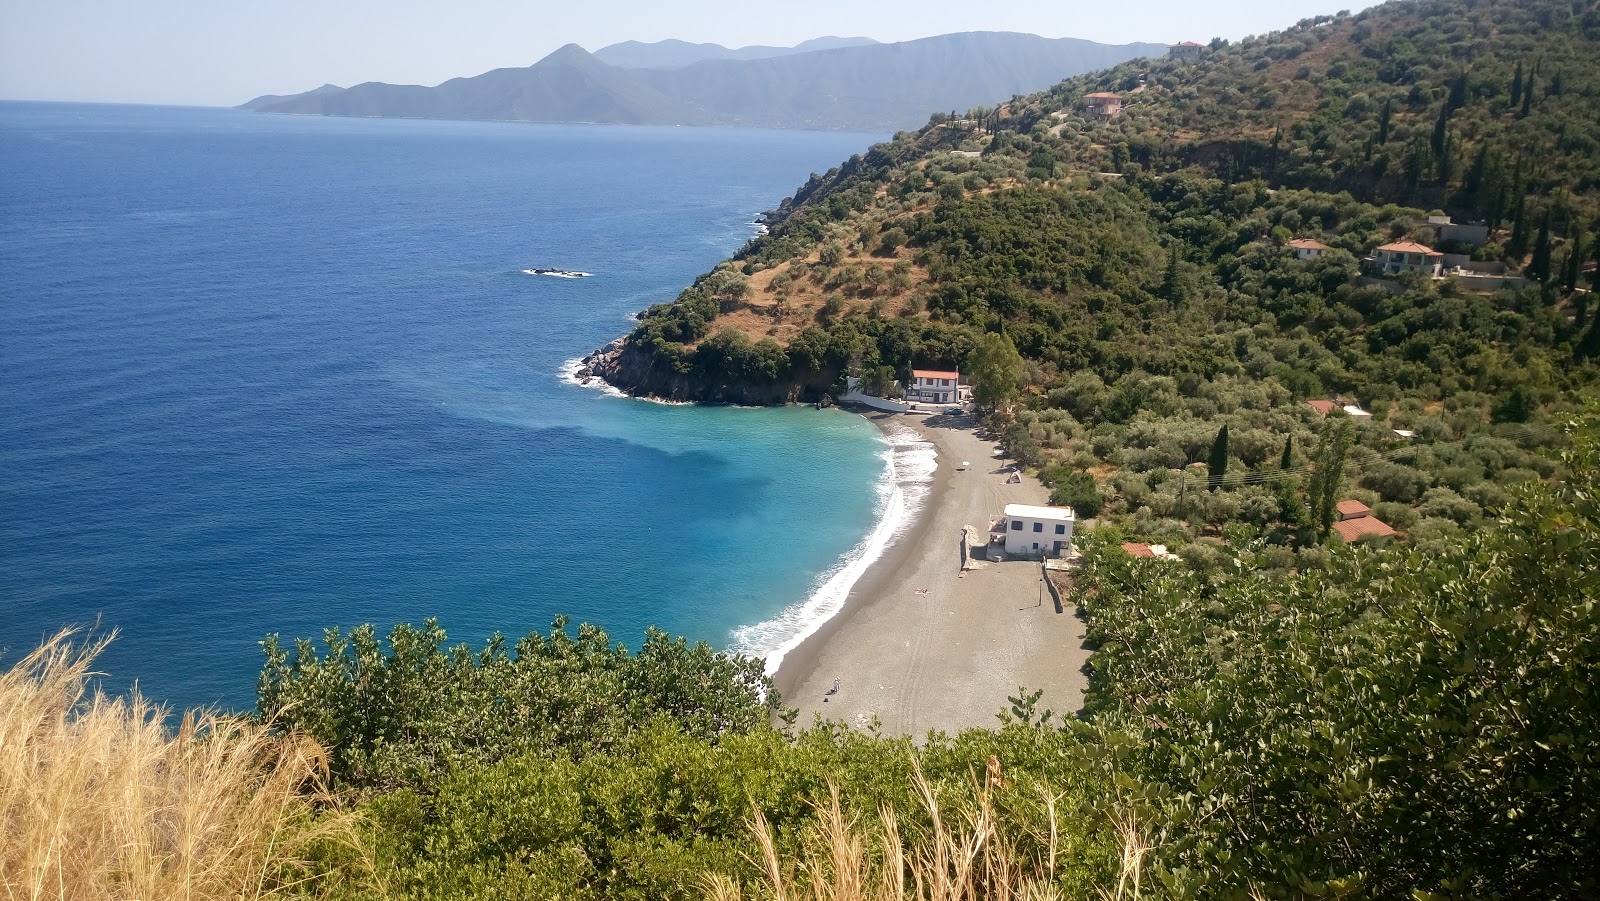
907 368 960 405
1002 503 1075 557
1288 238 1329 260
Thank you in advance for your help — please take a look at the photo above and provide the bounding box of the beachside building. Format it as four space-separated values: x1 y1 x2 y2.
1367 241 1444 277
1168 41 1204 60
1082 92 1124 118
1003 503 1075 557
1332 499 1397 543
1289 238 1329 260
907 368 960 405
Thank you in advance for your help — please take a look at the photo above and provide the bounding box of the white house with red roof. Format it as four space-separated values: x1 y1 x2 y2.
907 368 961 405
1289 238 1329 261
1369 240 1444 276
1168 41 1204 60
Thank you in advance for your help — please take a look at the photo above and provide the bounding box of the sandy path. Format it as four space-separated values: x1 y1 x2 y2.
772 410 1091 736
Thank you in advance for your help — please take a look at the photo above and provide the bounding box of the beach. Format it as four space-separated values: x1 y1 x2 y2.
772 410 1092 736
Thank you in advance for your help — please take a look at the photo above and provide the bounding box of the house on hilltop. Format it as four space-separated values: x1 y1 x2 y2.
1368 241 1444 277
1289 238 1329 261
1082 92 1123 118
1168 41 1204 60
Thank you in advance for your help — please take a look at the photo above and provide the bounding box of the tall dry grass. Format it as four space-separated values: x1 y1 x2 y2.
704 761 1151 901
1 628 362 901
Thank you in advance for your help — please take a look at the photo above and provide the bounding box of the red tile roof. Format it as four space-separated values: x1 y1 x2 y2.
1336 499 1371 518
1307 400 1338 415
1289 238 1329 250
1333 516 1397 542
1122 542 1155 558
912 369 959 381
1376 241 1439 255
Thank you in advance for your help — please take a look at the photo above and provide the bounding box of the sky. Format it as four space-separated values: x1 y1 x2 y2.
0 0 1377 107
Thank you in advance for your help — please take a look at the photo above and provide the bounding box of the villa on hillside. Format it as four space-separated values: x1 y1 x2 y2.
1289 238 1329 261
1332 500 1397 543
1168 41 1204 60
1082 92 1123 118
1367 241 1444 277
907 369 961 405
1002 503 1075 558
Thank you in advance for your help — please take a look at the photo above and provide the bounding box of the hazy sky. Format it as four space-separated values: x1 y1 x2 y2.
1 0 1374 107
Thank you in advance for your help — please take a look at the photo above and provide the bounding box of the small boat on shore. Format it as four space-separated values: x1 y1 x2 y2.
523 267 592 279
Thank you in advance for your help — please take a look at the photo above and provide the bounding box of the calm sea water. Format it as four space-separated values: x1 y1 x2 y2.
0 102 916 712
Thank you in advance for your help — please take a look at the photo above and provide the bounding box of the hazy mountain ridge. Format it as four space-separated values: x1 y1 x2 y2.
240 33 1168 132
592 36 879 69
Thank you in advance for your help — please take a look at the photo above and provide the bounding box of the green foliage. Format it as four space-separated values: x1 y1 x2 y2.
967 331 1024 411
1073 403 1600 897
257 618 777 791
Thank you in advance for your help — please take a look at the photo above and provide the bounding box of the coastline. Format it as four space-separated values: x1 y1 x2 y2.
773 409 1092 736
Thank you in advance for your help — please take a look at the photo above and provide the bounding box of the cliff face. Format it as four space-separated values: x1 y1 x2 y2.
578 338 828 406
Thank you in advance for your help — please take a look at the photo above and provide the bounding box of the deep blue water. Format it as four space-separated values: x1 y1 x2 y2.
0 102 893 711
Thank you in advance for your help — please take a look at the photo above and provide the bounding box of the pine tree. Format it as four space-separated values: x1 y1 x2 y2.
1510 61 1524 107
1529 209 1553 280
1208 424 1230 490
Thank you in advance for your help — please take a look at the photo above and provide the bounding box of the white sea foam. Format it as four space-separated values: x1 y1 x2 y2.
557 357 626 398
729 421 938 675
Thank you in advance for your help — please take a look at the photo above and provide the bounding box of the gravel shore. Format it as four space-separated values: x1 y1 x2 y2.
772 409 1092 736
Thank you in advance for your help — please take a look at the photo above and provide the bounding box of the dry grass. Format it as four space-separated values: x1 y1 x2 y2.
705 761 1151 901
1 629 363 901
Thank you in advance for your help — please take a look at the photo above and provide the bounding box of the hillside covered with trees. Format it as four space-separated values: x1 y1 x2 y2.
588 0 1600 559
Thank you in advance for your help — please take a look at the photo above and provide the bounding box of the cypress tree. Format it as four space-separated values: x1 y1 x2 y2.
1377 99 1391 145
1565 231 1586 293
1308 418 1354 540
1510 61 1524 107
1448 70 1468 112
1208 424 1230 490
1521 71 1535 118
1280 436 1294 471
1509 200 1530 260
1529 209 1553 280
1431 103 1450 157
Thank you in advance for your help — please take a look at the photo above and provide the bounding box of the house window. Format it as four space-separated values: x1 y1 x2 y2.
1032 522 1042 532
1055 524 1065 534
1011 520 1023 531
1032 542 1039 549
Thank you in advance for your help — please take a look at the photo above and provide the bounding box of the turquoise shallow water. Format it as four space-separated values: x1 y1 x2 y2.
0 102 896 711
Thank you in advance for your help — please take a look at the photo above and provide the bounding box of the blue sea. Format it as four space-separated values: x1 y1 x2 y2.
0 102 932 712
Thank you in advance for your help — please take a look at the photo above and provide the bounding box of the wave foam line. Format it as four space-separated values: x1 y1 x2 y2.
730 421 937 676
557 357 626 398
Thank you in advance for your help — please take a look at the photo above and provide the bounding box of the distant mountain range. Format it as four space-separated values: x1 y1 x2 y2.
239 32 1168 132
591 36 880 69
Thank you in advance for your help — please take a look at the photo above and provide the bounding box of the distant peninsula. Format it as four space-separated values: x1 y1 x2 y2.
238 32 1168 132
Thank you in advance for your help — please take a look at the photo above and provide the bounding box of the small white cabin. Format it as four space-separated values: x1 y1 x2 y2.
1002 503 1075 557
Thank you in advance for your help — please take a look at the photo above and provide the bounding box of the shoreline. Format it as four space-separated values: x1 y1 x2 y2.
769 407 950 704
772 408 1091 736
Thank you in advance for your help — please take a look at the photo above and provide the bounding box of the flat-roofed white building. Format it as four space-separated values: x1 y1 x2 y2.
1002 503 1075 557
